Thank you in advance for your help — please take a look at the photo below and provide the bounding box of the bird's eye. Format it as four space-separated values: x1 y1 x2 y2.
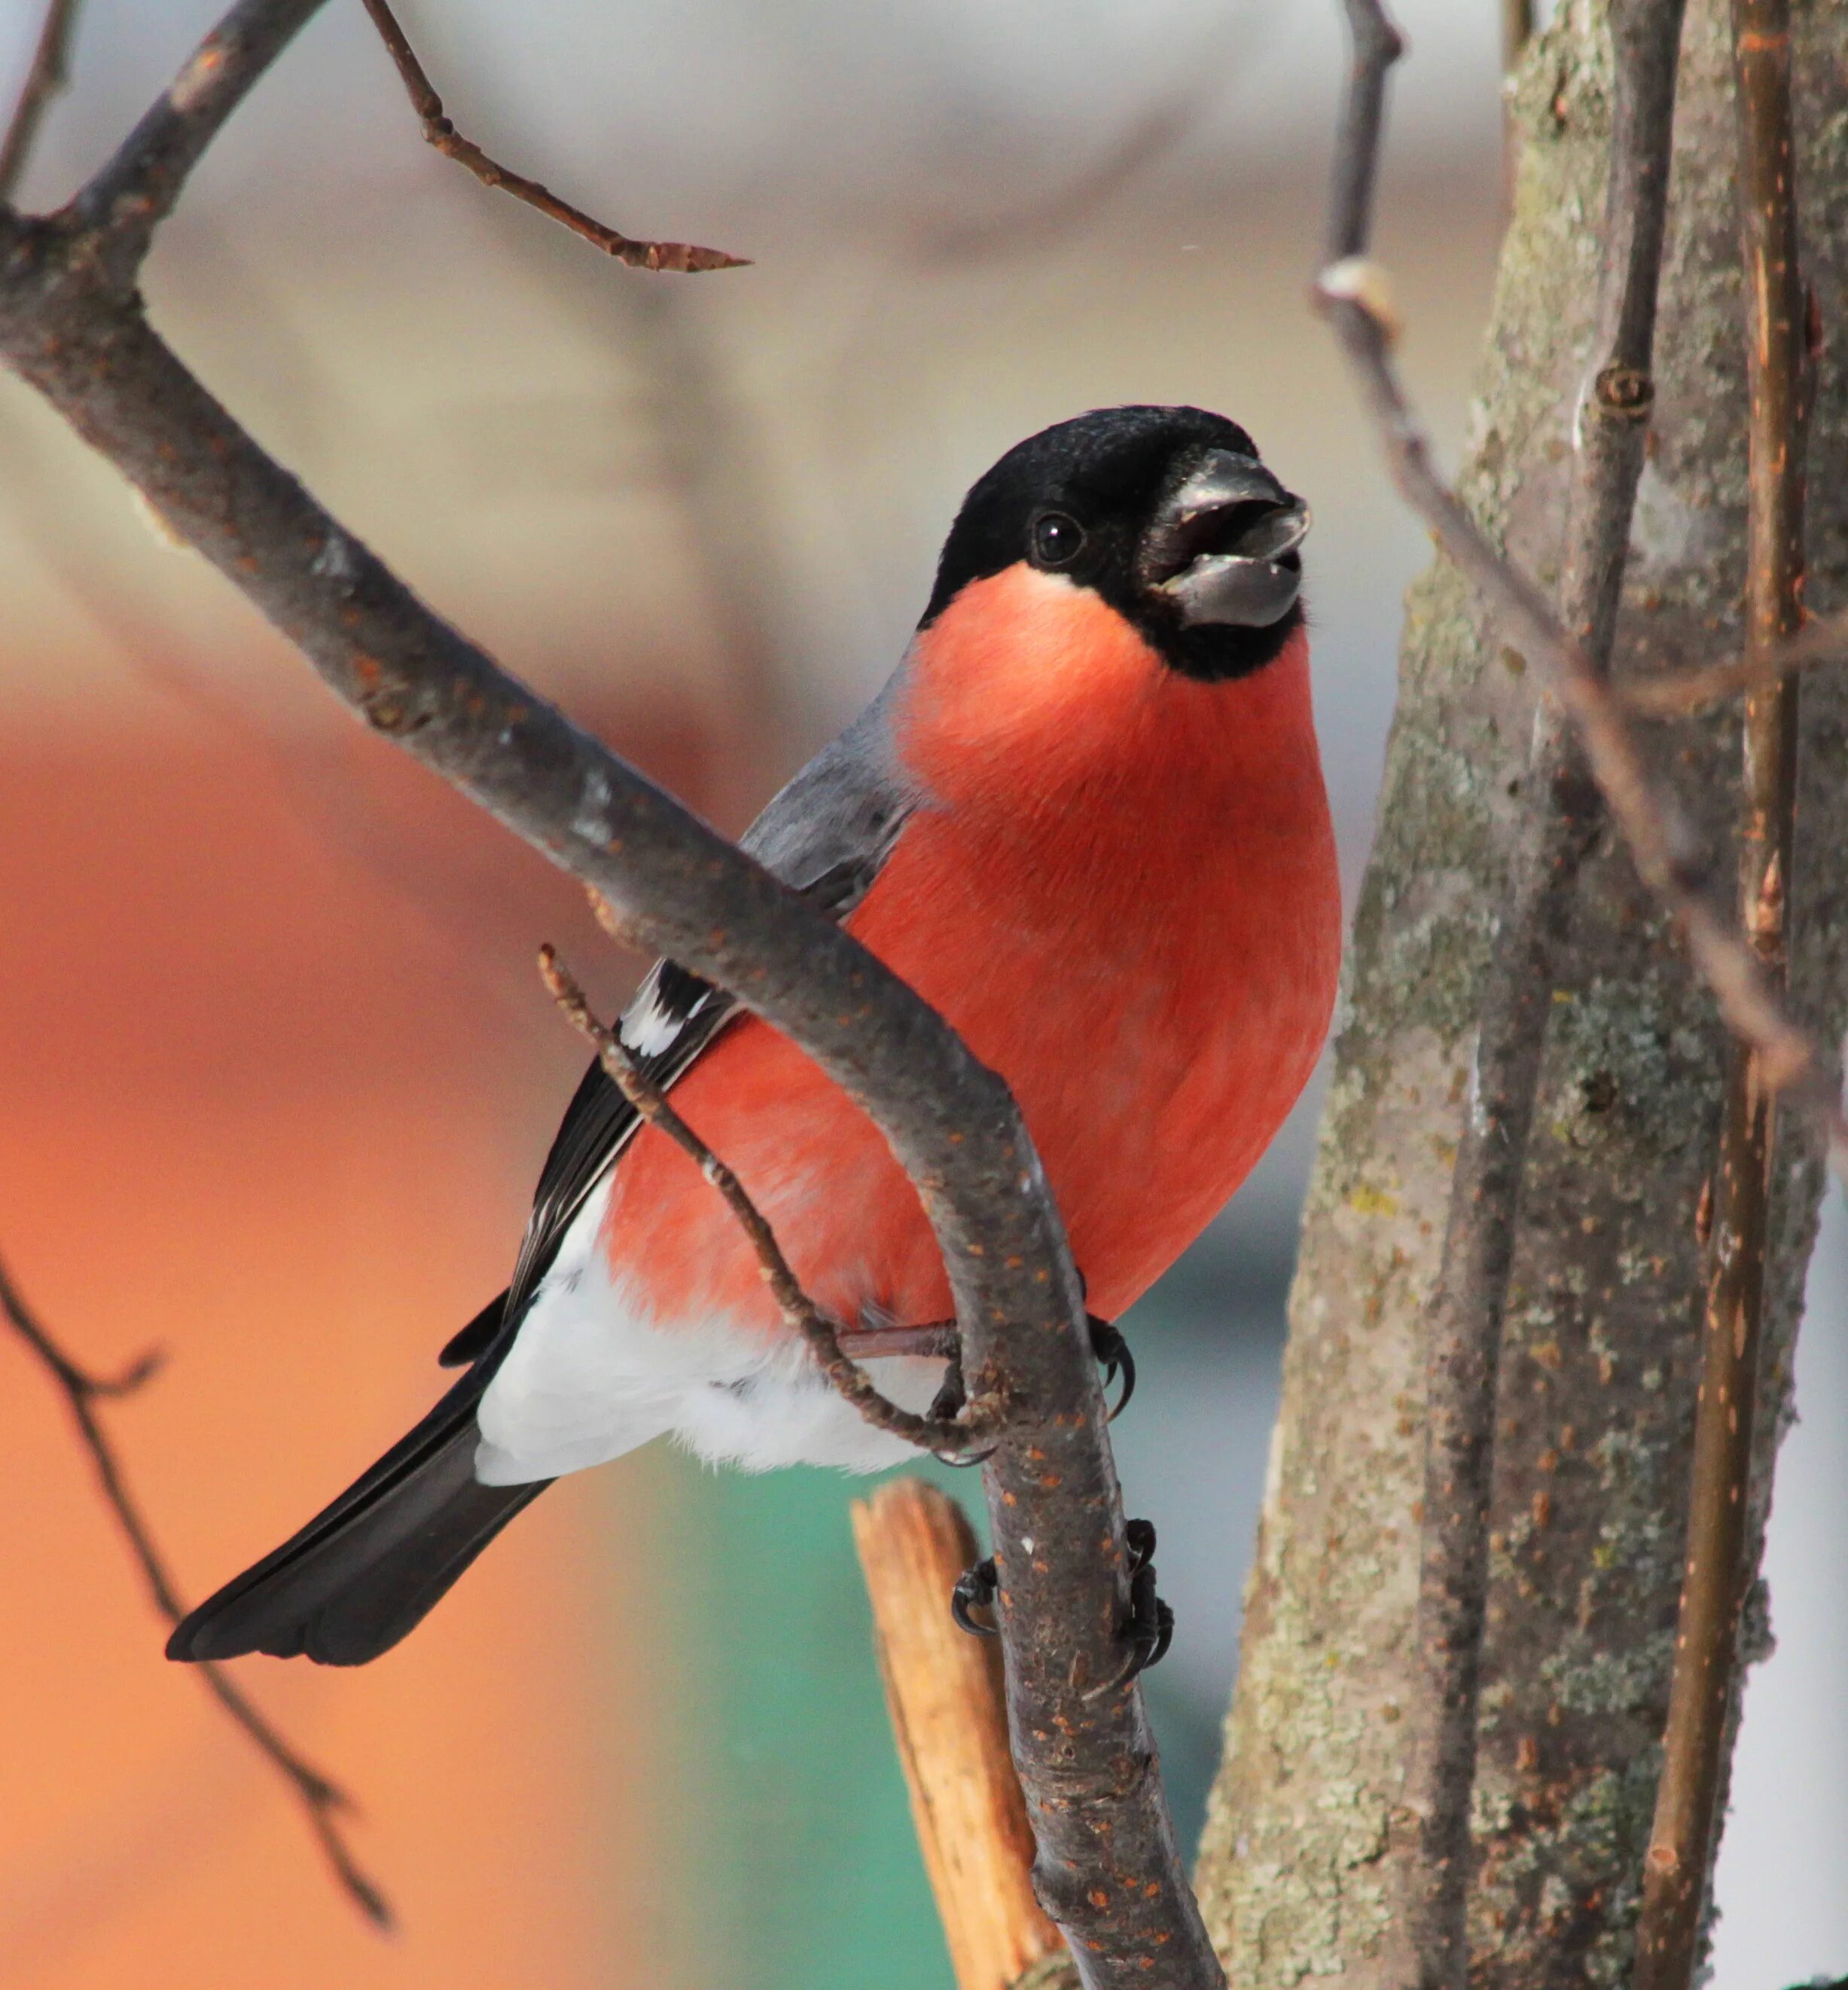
1031 511 1085 568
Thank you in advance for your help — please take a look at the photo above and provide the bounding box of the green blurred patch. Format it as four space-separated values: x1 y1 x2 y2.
655 1450 979 1990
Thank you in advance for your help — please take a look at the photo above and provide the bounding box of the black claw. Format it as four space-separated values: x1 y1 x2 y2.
1087 1315 1136 1419
1113 1518 1173 1681
928 1344 996 1464
951 1557 1000 1637
1121 1565 1173 1678
1149 1598 1175 1671
929 1344 967 1424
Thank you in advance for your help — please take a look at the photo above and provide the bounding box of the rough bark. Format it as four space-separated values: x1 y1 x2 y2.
1195 2 1848 1983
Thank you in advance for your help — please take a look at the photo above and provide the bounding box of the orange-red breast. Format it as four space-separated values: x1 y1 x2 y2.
169 405 1341 1665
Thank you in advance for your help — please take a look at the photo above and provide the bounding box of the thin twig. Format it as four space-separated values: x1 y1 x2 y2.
1500 0 1534 208
357 0 746 274
1317 54 1843 1143
0 1250 391 1927
1325 0 1403 264
1618 605 1848 715
1328 0 1690 1979
1502 0 1535 73
0 0 81 204
1636 1 1807 1981
536 945 994 1459
837 1324 959 1361
71 0 325 288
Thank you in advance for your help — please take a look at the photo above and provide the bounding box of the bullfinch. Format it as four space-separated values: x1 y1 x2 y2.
167 404 1341 1668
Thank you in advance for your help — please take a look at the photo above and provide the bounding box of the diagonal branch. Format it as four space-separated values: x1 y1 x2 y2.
70 0 325 287
357 0 746 274
0 5 1213 1978
0 0 82 204
1636 0 1809 1979
0 1251 391 1927
538 943 992 1457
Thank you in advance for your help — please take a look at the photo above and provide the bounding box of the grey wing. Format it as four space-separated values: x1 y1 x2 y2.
737 676 917 915
439 683 917 1369
617 679 916 1050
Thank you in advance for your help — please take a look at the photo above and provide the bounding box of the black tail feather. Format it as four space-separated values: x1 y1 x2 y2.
438 1290 505 1369
167 1365 550 1667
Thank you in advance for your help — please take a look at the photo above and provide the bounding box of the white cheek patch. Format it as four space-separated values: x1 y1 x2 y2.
474 1179 944 1483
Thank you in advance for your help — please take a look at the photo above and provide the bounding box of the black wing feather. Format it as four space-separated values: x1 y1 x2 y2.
439 851 894 1372
438 970 736 1369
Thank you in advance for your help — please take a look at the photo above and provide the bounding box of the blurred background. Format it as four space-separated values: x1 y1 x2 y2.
0 1 1841 1985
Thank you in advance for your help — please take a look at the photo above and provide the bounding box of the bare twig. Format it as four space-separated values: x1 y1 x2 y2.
0 3 1215 1976
1500 0 1535 201
1502 0 1535 73
70 0 323 288
851 1479 1065 1990
1327 0 1691 1979
837 1323 960 1361
1636 2 1807 1981
0 0 81 203
537 944 991 1457
0 1251 391 1927
357 0 745 274
1618 605 1848 714
1325 0 1403 265
1319 29 1843 1136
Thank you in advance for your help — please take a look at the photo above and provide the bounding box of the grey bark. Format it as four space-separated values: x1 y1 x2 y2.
1195 2 1848 1983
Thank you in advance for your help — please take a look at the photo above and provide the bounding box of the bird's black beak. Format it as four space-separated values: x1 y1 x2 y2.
1139 450 1310 629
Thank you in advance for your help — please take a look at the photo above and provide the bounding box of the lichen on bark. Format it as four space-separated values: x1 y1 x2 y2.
1193 1 1848 1982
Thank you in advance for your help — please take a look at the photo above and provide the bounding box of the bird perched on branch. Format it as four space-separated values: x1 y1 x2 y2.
167 404 1341 1668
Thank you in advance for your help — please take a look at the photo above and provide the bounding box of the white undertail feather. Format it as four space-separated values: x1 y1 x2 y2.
474 1179 943 1484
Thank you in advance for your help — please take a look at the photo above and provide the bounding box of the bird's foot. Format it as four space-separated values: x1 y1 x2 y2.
1115 1518 1173 1681
950 1556 999 1637
1088 1314 1136 1419
929 1344 965 1423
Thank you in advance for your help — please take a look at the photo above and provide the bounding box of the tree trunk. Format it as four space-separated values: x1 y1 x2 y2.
1194 1 1848 1982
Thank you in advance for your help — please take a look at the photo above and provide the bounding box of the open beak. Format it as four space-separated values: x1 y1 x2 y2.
1139 450 1310 630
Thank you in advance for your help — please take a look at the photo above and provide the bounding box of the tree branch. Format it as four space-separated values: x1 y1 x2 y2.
1617 603 1848 715
356 0 746 273
1636 0 1808 1979
1318 20 1843 1137
67 0 325 288
0 0 81 203
1502 0 1535 74
0 5 1212 1978
1344 0 1691 1979
538 943 990 1457
0 1251 391 1927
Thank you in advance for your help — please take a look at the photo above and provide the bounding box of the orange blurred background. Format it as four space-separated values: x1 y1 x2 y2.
0 713 702 1988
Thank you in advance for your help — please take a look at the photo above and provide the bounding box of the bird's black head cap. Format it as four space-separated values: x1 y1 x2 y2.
921 404 1309 682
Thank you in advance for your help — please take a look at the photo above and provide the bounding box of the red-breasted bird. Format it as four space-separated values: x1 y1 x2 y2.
166 404 1341 1668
